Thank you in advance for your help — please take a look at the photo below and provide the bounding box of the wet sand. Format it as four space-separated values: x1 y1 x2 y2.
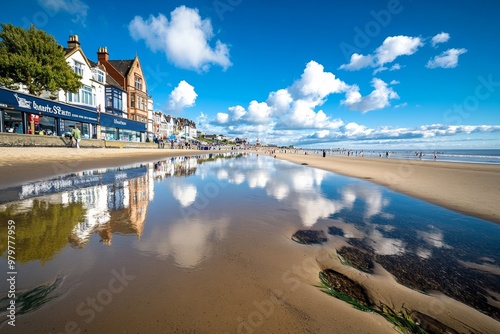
1 147 500 333
2 147 498 223
268 150 500 224
0 147 215 188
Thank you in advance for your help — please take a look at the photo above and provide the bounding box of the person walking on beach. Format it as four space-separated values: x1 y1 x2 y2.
323 150 326 158
71 125 81 149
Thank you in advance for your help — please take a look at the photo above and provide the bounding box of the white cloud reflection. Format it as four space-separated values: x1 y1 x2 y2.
367 228 405 256
136 217 229 268
205 156 393 228
414 226 452 259
171 182 197 207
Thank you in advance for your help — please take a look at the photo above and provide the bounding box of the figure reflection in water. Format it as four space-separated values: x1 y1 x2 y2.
99 229 112 245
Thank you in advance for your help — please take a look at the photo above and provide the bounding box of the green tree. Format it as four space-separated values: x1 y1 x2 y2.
0 23 82 97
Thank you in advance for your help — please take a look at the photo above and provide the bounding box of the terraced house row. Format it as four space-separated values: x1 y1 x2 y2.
0 35 197 142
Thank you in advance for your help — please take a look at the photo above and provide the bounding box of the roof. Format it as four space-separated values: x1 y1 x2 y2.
105 74 124 90
108 60 134 76
63 46 92 69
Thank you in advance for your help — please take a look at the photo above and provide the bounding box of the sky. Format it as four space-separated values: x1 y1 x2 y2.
1 0 500 149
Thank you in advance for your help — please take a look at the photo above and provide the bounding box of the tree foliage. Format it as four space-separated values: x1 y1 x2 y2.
0 23 82 96
0 199 86 264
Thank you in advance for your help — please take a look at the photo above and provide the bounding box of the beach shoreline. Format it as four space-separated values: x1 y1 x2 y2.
265 150 500 224
0 147 499 223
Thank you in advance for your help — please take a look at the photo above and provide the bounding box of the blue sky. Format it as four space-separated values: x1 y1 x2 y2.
1 0 500 149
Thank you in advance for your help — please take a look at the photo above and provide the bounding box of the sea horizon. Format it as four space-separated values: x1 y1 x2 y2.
299 148 500 164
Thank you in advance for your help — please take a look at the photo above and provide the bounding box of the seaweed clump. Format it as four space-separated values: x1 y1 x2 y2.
291 230 327 245
319 269 373 310
318 269 458 334
337 246 374 274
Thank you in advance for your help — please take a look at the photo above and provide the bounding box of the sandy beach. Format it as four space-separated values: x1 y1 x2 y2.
1 147 499 334
1 147 498 223
0 147 211 188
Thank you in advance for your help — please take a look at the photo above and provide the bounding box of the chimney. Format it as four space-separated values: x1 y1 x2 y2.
67 35 80 49
97 46 109 63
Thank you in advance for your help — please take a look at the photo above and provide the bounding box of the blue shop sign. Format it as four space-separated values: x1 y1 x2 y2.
0 87 98 123
100 112 146 132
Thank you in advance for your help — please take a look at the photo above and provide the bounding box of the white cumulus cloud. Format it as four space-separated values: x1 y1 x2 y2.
216 112 229 124
246 101 272 124
340 35 423 71
426 48 467 69
228 105 246 121
342 78 399 113
431 32 450 47
168 80 198 110
339 53 374 70
206 59 408 142
292 60 350 101
284 100 344 129
267 89 293 115
129 6 231 71
375 35 423 66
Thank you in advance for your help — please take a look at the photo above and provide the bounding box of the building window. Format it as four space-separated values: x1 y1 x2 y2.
81 86 93 105
93 69 104 83
135 77 142 90
105 86 124 115
73 61 84 76
68 90 79 103
138 95 146 111
113 90 122 112
130 93 135 108
69 86 93 105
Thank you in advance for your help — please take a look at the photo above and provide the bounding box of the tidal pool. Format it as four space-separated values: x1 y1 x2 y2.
0 153 498 333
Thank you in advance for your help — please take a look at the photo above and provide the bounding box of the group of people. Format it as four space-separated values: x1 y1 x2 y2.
153 134 175 149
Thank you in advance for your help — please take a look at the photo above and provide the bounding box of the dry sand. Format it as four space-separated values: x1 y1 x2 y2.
1 147 499 333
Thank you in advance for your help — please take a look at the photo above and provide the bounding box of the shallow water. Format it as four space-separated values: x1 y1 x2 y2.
0 153 499 333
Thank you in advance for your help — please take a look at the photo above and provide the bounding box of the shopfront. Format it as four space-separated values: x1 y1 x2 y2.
0 87 98 137
100 113 146 142
2 109 24 133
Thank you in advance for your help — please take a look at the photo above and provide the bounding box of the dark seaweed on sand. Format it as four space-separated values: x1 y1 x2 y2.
337 247 374 273
0 275 63 323
319 269 431 334
291 230 327 244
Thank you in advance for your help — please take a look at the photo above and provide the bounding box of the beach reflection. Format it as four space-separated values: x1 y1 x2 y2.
193 155 499 320
135 216 229 268
1 153 496 270
0 153 498 325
